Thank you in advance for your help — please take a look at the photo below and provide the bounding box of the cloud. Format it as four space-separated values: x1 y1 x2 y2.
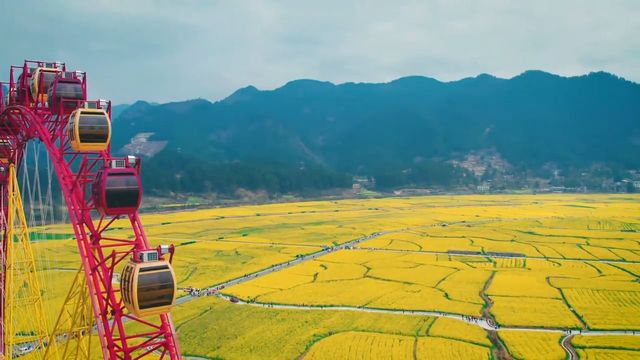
1 0 638 104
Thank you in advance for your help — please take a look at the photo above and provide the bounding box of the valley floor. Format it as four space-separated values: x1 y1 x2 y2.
37 194 640 359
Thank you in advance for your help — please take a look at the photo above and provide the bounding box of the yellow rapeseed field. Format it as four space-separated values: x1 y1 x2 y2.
576 348 640 359
304 332 415 359
562 289 640 330
490 296 583 328
498 331 565 360
415 337 490 359
572 335 640 350
145 296 439 360
228 249 486 315
427 317 491 346
488 272 561 298
29 193 640 359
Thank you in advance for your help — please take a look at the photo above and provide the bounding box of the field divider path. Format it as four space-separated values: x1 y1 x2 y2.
351 246 640 265
211 293 640 338
145 200 532 229
144 207 383 228
156 236 326 250
479 271 512 360
174 218 640 360
177 219 488 300
175 228 409 306
561 334 577 360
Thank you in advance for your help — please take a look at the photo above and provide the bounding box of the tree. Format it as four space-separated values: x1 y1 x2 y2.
627 181 635 193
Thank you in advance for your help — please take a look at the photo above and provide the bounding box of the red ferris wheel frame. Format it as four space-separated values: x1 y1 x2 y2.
0 60 181 360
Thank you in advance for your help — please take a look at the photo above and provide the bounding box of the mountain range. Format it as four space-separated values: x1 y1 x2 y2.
111 71 640 196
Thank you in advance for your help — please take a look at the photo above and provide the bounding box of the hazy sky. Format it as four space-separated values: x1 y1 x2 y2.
1 1 638 104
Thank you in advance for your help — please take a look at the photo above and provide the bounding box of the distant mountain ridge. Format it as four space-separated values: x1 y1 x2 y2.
112 71 640 195
110 104 131 120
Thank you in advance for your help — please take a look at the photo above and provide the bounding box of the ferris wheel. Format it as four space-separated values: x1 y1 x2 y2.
0 60 181 359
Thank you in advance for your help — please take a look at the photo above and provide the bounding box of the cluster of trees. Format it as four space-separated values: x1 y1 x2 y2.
141 149 351 195
139 149 478 195
373 161 475 189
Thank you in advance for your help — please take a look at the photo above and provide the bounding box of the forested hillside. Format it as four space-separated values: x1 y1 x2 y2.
112 71 640 195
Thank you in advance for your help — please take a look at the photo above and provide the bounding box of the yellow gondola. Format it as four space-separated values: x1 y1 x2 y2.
121 259 177 318
67 108 112 152
29 67 61 102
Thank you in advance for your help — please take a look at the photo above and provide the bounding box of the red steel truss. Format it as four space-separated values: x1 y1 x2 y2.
0 60 180 360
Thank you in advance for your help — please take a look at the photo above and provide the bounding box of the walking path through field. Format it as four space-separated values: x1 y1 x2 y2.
175 228 408 305
145 199 529 229
210 293 640 337
178 218 639 306
353 246 640 264
561 334 578 360
176 223 640 359
203 293 638 360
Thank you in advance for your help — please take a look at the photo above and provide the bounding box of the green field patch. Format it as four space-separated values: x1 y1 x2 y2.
29 232 74 241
